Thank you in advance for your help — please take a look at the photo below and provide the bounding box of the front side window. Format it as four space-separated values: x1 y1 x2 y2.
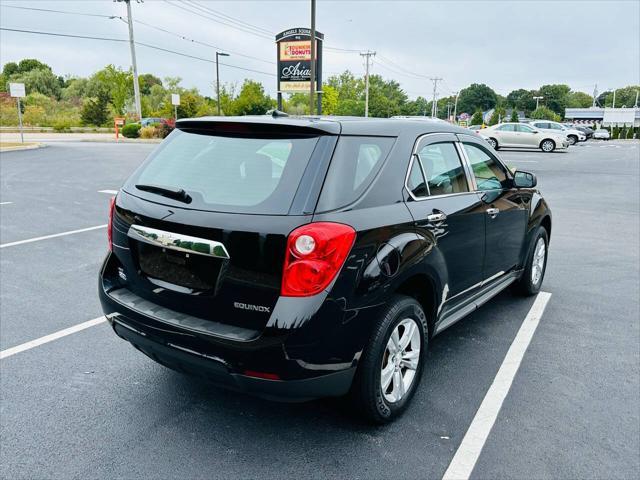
463 143 509 191
418 142 469 196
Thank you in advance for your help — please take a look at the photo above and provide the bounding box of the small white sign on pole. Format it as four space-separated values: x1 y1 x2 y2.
171 94 180 106
9 82 26 98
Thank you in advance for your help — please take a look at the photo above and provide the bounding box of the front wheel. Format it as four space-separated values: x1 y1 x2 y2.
487 137 498 149
568 135 577 145
514 226 549 296
540 139 556 152
349 295 428 424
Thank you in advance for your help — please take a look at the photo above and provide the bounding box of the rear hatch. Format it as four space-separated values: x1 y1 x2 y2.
108 118 339 333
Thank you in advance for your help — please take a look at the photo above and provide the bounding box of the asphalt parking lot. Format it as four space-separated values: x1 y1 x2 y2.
1 139 639 479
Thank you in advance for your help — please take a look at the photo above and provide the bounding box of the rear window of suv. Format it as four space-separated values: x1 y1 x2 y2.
129 129 320 214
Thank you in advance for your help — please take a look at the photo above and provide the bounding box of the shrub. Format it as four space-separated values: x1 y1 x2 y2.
530 106 561 122
159 118 175 138
52 118 72 132
81 93 109 126
510 110 519 122
470 110 484 126
121 123 141 138
139 126 158 139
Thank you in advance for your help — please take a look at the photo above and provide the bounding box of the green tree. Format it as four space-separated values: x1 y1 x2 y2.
327 71 364 102
81 91 110 126
11 68 61 98
530 106 561 122
566 91 593 108
538 84 571 117
470 110 484 126
17 58 52 73
457 84 498 115
139 73 162 95
2 62 19 77
506 88 537 113
488 107 506 126
61 78 90 102
599 85 640 108
510 109 519 122
176 90 204 118
93 65 133 116
321 85 339 115
402 96 430 116
227 80 274 115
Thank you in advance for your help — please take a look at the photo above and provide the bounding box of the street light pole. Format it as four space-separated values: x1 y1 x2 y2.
216 52 229 115
533 96 543 110
452 91 459 124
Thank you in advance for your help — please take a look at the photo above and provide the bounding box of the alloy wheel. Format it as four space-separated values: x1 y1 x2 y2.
381 318 421 403
531 237 546 285
541 140 554 152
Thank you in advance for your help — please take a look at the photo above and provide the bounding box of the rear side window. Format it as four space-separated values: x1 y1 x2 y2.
407 156 428 198
316 136 395 211
418 143 469 196
130 129 320 214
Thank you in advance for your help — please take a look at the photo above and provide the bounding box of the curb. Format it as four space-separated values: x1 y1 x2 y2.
0 143 45 153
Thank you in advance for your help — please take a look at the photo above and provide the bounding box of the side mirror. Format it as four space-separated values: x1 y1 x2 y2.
513 170 537 188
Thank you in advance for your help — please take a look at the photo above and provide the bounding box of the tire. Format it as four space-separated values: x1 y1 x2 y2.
568 135 577 145
487 137 499 150
540 139 555 152
349 295 428 424
514 226 549 296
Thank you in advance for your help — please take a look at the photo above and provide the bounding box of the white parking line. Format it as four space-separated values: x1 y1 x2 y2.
0 224 107 248
0 316 106 360
0 201 13 205
98 190 118 195
442 291 552 480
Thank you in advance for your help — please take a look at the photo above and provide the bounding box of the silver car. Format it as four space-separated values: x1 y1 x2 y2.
529 120 586 145
593 128 611 140
482 123 569 152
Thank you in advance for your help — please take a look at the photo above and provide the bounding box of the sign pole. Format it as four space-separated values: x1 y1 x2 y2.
17 97 24 143
309 0 316 115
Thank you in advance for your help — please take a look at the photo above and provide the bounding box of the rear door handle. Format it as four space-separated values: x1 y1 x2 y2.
486 208 500 218
427 213 447 223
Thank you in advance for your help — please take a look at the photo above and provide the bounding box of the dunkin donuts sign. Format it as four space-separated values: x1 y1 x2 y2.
276 28 323 93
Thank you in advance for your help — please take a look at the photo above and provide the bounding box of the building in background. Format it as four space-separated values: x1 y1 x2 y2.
564 107 640 127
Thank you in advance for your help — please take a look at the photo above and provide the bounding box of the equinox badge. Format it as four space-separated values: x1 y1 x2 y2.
234 302 271 313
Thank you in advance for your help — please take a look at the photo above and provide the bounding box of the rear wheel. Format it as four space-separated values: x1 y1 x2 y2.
487 137 498 149
568 135 577 145
514 226 549 296
540 139 555 152
349 295 427 424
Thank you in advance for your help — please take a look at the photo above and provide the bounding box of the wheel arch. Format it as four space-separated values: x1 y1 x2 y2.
394 273 438 337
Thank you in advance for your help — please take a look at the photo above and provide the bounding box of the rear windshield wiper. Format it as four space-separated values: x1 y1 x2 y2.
135 183 192 203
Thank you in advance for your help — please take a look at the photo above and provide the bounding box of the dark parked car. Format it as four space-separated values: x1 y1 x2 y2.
571 125 594 139
99 115 551 423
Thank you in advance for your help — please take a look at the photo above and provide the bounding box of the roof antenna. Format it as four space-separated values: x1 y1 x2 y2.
267 109 289 118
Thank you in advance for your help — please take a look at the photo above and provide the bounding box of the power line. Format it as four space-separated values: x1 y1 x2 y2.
163 0 272 40
1 3 275 66
0 27 275 77
185 0 273 35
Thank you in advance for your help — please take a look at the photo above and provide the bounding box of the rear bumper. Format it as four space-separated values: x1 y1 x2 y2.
110 318 355 401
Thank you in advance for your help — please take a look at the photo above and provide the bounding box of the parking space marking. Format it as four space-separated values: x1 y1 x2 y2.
0 224 107 248
98 190 118 195
0 316 106 360
442 291 552 480
0 201 13 205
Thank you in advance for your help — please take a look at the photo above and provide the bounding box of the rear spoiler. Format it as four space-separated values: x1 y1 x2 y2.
176 116 341 136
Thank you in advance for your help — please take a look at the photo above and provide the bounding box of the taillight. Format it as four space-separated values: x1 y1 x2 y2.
107 196 115 251
281 222 356 297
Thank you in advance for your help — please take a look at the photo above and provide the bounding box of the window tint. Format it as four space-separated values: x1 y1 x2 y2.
517 124 535 133
316 136 395 211
463 143 509 191
406 156 428 198
132 130 319 214
497 124 516 132
418 142 468 196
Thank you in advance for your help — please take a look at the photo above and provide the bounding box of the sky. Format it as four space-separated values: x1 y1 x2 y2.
0 0 638 100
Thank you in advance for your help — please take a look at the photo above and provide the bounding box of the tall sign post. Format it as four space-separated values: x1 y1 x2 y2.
276 28 323 114
9 82 26 143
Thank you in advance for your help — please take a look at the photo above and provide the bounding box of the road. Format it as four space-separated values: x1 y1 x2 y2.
1 140 638 479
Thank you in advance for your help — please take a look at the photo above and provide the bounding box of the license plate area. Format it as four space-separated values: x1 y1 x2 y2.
137 242 223 291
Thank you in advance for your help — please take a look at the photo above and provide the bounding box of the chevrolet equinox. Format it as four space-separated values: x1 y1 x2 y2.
99 115 551 423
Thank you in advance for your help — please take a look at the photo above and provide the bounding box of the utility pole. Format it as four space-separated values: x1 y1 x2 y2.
216 52 229 115
533 96 543 110
634 90 639 108
446 103 451 122
452 91 459 124
592 84 598 107
309 0 316 115
360 51 376 117
117 0 142 121
612 88 616 108
429 77 442 118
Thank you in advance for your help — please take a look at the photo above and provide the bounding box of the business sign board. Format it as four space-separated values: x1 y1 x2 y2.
171 94 180 106
276 28 323 94
9 82 26 98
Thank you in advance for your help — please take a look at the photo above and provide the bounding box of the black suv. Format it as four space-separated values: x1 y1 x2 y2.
99 115 551 423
